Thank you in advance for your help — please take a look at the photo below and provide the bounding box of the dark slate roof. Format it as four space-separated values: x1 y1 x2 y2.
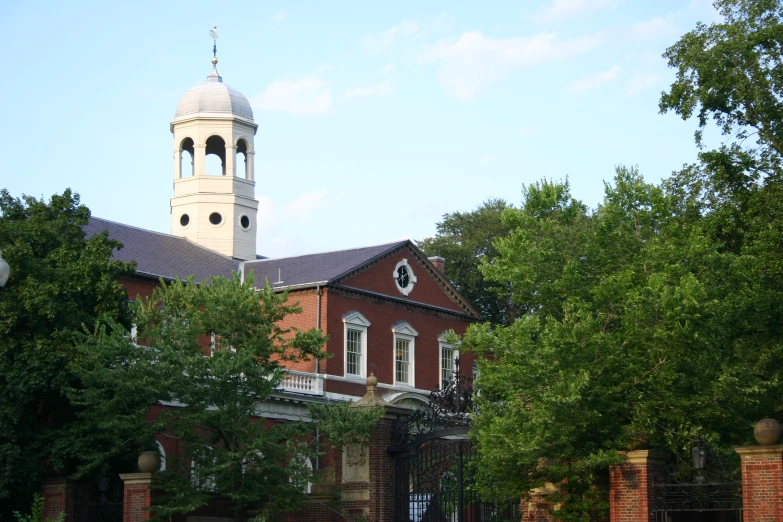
84 217 239 283
243 241 408 289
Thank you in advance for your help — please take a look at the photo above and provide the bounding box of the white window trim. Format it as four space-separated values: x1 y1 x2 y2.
343 311 370 379
191 450 216 491
438 334 460 389
289 454 314 494
210 333 236 355
155 440 166 471
392 321 418 387
392 258 418 296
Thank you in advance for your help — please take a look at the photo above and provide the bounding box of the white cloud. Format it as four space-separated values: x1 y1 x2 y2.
379 63 396 76
271 9 286 23
418 31 599 99
362 20 419 51
255 77 332 114
566 65 620 94
536 0 619 22
625 73 662 96
287 188 329 220
345 80 395 98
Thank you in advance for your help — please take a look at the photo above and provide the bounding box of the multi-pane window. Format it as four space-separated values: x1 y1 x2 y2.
343 311 370 378
396 338 411 384
392 321 418 386
346 329 363 376
441 345 456 388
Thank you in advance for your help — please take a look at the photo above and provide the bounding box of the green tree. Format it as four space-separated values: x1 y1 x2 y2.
660 0 783 188
661 0 783 363
0 189 135 511
466 168 783 521
70 274 381 521
418 199 516 324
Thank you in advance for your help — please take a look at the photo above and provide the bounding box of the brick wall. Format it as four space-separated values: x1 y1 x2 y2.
342 251 465 313
520 488 557 522
42 479 75 522
274 288 322 373
120 276 157 302
324 291 473 393
608 451 667 522
736 445 783 522
121 475 152 522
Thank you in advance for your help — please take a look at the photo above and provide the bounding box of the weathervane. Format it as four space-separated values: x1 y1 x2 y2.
210 24 218 62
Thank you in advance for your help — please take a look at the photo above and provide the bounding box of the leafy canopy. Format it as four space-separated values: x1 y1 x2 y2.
0 189 134 512
467 167 783 521
70 274 382 521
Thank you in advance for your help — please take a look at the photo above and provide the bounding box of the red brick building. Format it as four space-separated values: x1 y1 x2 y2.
71 49 478 522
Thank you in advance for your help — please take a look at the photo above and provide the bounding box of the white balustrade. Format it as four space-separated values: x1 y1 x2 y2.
278 371 324 396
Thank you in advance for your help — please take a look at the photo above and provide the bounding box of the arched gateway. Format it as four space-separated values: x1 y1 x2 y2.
387 362 519 522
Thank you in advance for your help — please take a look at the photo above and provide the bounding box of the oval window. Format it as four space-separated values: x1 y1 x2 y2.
209 212 222 225
240 215 250 229
180 214 190 227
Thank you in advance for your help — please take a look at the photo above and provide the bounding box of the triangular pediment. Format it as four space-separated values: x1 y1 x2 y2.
334 241 478 318
342 310 371 327
391 321 419 337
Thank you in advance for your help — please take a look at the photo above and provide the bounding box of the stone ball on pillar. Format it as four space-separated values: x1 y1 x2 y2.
138 450 162 473
754 418 783 445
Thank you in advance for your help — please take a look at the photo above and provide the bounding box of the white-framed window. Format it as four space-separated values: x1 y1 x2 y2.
343 311 370 378
439 333 459 389
210 333 236 355
155 440 166 471
289 454 314 494
392 321 418 386
392 258 418 296
191 446 216 491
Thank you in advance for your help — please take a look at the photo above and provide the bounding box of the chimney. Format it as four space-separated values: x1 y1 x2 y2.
428 256 446 275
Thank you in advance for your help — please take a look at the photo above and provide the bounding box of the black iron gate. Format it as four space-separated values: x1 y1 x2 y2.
73 475 124 522
652 450 742 522
388 361 518 522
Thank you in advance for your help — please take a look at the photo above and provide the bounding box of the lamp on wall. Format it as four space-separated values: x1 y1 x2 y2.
0 249 9 287
691 436 707 482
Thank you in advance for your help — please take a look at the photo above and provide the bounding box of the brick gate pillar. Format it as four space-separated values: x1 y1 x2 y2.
119 473 153 522
42 478 76 522
342 373 408 522
735 445 783 521
609 450 667 522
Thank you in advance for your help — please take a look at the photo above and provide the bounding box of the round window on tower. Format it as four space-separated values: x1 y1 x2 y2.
239 215 250 230
180 214 190 227
209 212 223 226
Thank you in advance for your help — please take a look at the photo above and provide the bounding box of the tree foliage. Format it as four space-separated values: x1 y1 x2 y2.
467 167 783 521
465 2 783 518
0 189 135 510
418 199 516 324
70 274 382 521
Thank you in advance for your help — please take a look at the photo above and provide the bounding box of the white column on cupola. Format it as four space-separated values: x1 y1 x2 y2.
168 26 259 261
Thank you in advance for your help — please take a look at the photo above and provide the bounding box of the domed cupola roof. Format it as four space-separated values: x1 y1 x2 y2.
174 60 254 122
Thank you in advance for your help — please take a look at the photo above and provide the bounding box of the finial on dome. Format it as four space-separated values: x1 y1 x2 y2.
210 24 218 61
206 24 223 83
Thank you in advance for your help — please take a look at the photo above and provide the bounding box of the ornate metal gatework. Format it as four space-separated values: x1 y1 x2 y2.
652 447 742 522
388 361 519 522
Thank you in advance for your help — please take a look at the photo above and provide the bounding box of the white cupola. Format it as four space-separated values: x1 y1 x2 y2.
169 41 259 261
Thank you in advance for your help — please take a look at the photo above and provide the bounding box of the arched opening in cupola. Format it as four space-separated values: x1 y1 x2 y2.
180 138 194 178
236 139 249 179
205 135 226 176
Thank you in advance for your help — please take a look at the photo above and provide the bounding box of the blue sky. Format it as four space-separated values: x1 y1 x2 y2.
2 0 721 258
